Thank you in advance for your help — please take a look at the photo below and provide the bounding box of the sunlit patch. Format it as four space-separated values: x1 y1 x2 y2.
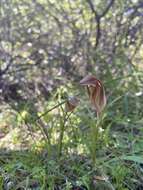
135 91 143 96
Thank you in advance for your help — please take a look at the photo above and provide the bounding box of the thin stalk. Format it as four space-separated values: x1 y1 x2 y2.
91 124 98 165
58 110 67 158
90 113 101 166
36 119 51 145
36 120 51 157
36 100 67 121
58 111 73 158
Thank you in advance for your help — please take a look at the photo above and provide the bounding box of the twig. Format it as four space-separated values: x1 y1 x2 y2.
86 0 115 49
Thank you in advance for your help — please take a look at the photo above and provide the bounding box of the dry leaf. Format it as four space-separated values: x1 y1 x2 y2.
80 75 106 115
93 175 108 181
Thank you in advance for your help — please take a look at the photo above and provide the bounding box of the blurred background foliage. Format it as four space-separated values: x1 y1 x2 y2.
0 0 143 189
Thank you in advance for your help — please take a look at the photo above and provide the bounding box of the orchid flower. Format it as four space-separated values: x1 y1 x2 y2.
80 75 106 115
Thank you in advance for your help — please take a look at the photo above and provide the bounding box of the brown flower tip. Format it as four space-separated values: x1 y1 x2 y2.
80 75 106 115
65 96 79 112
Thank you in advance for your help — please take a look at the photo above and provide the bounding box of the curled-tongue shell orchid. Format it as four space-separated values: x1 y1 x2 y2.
80 75 106 115
65 96 79 112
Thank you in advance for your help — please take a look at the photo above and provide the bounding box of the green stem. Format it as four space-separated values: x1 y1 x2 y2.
58 112 67 158
91 114 101 166
58 124 65 158
36 120 51 156
91 122 98 165
36 100 67 121
58 111 73 158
